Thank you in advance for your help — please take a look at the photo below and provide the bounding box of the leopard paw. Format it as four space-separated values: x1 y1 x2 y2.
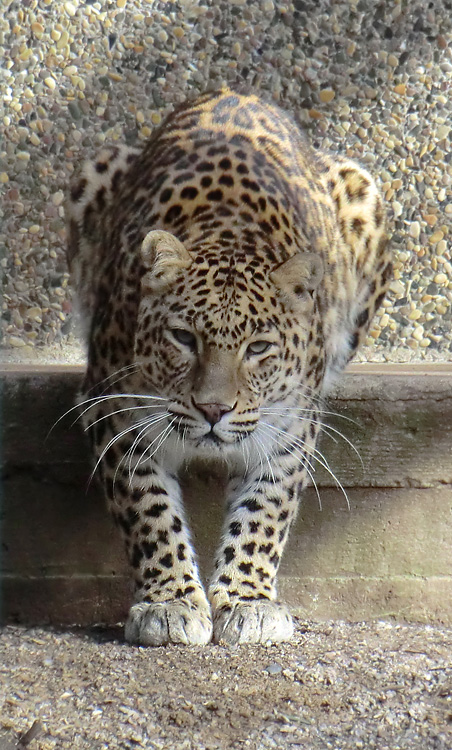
213 601 294 646
125 600 213 646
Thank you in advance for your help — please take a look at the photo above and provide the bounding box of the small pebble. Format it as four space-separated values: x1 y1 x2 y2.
64 1 77 15
430 231 444 244
68 102 82 120
409 222 420 239
389 280 405 296
437 125 450 140
26 308 43 321
265 662 283 675
392 201 403 218
319 89 335 103
9 336 27 347
52 191 65 206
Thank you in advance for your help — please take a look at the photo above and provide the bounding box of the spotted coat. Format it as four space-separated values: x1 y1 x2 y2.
66 88 391 646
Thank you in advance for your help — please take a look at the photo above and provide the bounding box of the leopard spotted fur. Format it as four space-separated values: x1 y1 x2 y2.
66 88 391 646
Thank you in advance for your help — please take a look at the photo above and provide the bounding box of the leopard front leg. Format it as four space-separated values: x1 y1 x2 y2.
101 453 212 646
209 445 311 646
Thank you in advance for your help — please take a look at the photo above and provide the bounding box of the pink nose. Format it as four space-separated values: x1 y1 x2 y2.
194 401 233 426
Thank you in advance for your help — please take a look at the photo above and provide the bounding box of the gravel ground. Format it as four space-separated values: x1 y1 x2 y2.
1 0 452 363
1 620 451 749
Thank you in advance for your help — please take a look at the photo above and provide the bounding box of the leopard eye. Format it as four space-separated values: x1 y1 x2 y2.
246 340 272 356
170 328 197 350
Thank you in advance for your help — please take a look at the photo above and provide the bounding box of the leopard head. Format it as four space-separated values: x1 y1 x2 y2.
134 230 324 457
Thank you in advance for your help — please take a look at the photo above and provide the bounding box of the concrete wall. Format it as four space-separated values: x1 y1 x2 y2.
2 364 452 625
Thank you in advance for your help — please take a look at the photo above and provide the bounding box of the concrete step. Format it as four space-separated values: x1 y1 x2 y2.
2 363 452 625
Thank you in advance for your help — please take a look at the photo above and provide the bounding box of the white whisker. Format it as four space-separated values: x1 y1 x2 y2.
319 422 363 468
125 413 170 482
112 416 166 498
49 391 169 436
249 433 265 486
73 392 168 428
251 430 276 485
300 457 322 511
240 432 252 477
259 420 350 511
86 403 167 431
89 364 141 396
136 417 177 469
89 418 149 487
261 405 358 427
260 422 322 511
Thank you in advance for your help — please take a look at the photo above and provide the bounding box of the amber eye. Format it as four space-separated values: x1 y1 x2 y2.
246 340 272 356
170 329 197 350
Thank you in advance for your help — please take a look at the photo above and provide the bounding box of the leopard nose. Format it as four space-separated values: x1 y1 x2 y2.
194 401 234 426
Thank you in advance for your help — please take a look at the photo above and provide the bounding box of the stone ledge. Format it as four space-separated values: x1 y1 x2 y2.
2 364 452 625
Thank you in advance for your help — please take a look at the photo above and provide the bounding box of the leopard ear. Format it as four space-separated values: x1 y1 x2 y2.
140 230 192 290
270 252 323 306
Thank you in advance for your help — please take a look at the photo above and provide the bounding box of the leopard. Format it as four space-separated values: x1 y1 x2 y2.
66 88 391 647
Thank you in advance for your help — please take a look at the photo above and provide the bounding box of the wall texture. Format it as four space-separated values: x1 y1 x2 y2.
3 365 452 625
1 0 452 362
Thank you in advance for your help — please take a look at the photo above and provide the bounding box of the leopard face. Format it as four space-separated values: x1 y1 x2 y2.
132 230 324 457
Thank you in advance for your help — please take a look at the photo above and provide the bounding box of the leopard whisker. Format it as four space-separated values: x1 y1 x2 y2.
260 445 275 485
261 405 358 426
90 364 141 396
296 453 323 511
300 457 322 511
86 363 140 394
49 392 169 436
290 387 361 428
257 422 323 510
250 430 276 486
85 403 168 432
291 385 326 406
181 423 188 455
239 432 252 477
135 417 178 470
136 418 177 468
88 417 151 488
277 442 321 509
259 421 350 511
319 422 364 469
111 415 169 497
261 405 361 460
248 433 266 487
124 412 171 483
126 418 171 489
294 441 350 512
72 393 169 428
